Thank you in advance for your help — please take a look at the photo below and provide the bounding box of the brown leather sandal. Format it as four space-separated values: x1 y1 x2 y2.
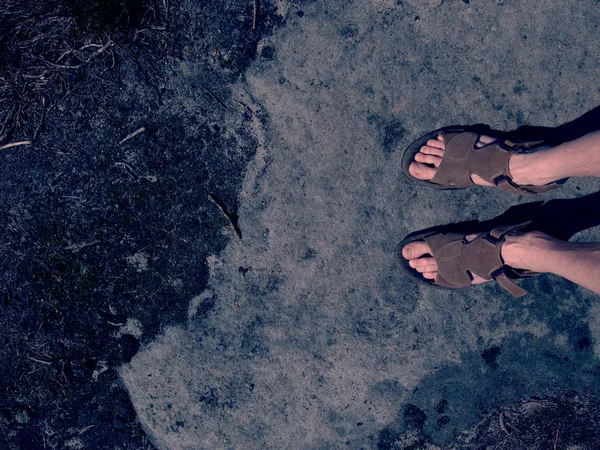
402 126 567 195
395 222 537 297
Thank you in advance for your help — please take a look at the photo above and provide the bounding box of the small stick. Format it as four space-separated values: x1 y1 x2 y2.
208 193 242 239
499 412 509 435
553 430 559 450
253 0 259 29
202 87 226 109
97 40 114 54
79 425 96 435
80 43 103 50
258 157 273 178
114 162 137 179
119 127 146 145
70 240 101 254
0 140 31 151
55 50 73 64
27 355 53 365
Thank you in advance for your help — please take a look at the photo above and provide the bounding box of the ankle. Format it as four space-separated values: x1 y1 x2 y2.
508 151 560 187
501 231 561 273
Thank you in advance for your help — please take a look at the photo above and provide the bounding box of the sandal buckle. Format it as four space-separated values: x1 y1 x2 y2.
497 141 513 151
494 174 538 195
490 267 506 278
482 234 499 245
492 174 511 186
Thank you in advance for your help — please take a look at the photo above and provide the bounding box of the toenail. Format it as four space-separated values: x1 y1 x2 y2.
404 247 413 258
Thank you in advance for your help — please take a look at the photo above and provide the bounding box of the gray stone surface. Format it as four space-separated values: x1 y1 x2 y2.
120 0 600 448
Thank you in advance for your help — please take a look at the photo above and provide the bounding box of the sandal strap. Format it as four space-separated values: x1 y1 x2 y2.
490 222 530 297
430 132 479 187
494 174 564 196
495 175 535 195
427 221 531 297
494 270 528 297
489 221 531 240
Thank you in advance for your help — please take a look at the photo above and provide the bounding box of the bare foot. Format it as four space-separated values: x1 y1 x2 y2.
401 233 489 285
401 231 555 285
408 134 550 187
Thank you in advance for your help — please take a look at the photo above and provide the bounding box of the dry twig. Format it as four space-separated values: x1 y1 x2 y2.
96 40 114 54
114 162 137 179
253 0 259 29
119 127 146 145
0 140 31 151
78 425 96 435
208 193 242 239
70 240 101 254
202 87 226 109
499 412 509 435
27 354 53 365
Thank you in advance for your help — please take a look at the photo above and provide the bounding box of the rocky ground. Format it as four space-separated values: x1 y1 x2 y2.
2 1 600 449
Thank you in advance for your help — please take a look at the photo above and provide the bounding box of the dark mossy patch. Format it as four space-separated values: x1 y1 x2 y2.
403 404 428 430
0 0 281 449
481 346 501 369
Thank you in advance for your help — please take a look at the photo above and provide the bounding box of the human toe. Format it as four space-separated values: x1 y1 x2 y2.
408 256 436 270
402 241 438 281
419 145 445 157
414 152 442 167
402 240 432 260
408 162 437 180
426 138 445 149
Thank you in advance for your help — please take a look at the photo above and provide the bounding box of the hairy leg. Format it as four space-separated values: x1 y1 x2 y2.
503 232 600 295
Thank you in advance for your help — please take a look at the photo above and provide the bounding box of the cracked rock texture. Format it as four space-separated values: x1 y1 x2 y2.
120 0 600 448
